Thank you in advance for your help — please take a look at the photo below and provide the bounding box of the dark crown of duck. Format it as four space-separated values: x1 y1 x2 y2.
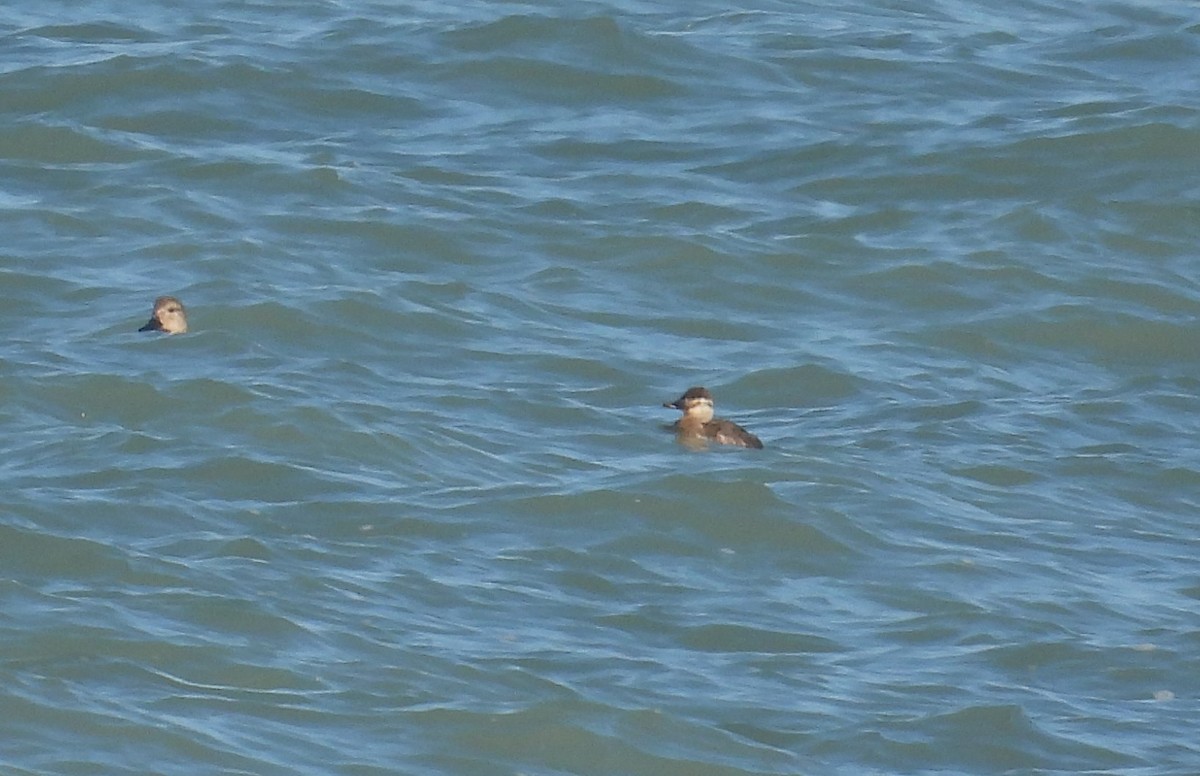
664 386 712 408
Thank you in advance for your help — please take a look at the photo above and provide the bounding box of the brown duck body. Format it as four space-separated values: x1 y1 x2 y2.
664 387 763 449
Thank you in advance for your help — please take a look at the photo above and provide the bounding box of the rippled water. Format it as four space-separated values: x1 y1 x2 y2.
3 1 1199 774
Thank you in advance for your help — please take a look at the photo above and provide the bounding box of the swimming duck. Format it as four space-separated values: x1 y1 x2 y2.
138 296 188 334
663 386 763 449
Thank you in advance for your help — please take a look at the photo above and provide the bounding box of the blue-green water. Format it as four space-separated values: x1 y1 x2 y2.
3 2 1199 774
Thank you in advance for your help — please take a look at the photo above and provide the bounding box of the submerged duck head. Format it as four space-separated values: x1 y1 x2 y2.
138 296 188 334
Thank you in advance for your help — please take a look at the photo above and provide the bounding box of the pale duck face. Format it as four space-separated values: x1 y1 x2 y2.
139 296 188 334
664 387 715 423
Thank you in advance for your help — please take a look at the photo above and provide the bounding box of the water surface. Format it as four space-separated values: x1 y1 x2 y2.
2 1 1199 773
